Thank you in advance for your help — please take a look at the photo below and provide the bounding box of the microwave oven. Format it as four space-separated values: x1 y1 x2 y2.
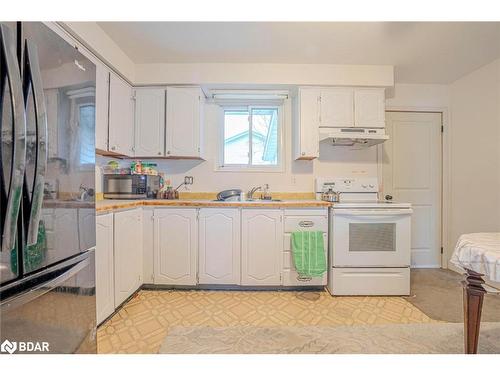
103 174 160 199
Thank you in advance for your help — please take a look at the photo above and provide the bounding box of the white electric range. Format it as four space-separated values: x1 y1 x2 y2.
316 177 413 296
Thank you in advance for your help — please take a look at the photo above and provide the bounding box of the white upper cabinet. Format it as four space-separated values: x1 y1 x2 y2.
198 209 240 285
354 88 386 128
292 87 320 160
153 209 197 285
108 72 134 155
241 209 283 286
165 87 204 158
114 208 143 307
294 86 385 149
96 213 114 324
320 88 354 128
95 63 110 152
134 88 166 157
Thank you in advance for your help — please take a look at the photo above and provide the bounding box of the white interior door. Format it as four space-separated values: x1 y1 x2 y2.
382 112 442 268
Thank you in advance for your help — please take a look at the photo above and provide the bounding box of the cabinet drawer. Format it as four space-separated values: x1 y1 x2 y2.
282 252 327 286
329 267 410 296
283 233 327 251
284 216 328 233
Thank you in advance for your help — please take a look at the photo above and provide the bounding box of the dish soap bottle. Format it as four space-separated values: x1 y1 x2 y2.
262 184 272 200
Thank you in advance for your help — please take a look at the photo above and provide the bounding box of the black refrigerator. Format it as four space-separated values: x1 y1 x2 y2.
0 22 96 354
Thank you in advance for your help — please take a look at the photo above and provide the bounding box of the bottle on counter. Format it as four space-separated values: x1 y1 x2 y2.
262 184 272 200
165 186 173 200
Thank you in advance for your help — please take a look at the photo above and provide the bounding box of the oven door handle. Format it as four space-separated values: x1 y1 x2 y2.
333 208 413 216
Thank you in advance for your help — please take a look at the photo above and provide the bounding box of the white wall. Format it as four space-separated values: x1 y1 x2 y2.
386 83 450 109
61 22 135 82
134 63 394 87
448 58 500 267
96 84 451 194
97 99 379 193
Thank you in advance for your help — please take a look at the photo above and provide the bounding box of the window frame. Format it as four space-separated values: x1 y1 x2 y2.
76 101 96 170
216 103 284 172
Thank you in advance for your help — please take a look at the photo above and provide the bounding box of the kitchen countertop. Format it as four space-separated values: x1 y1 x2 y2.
43 199 95 209
96 199 331 213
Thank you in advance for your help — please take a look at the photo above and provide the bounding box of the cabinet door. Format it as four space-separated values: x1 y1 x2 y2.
96 213 114 324
320 88 354 127
114 208 143 307
153 209 197 285
241 209 283 286
165 87 202 158
294 88 320 160
134 88 165 157
108 72 134 155
198 209 240 285
354 88 385 128
78 208 96 251
95 63 109 151
52 208 79 264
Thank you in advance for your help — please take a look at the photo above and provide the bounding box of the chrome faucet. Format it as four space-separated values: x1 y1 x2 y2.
79 184 95 201
247 186 262 200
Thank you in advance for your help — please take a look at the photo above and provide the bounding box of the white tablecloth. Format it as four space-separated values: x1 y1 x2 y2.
451 233 500 283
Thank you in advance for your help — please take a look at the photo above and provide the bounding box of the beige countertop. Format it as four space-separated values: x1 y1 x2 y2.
43 200 95 209
96 198 330 213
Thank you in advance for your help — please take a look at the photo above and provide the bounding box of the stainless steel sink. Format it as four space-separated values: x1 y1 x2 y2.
244 199 283 202
211 199 283 202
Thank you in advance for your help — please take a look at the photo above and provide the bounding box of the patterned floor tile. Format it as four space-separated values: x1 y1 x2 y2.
97 289 434 354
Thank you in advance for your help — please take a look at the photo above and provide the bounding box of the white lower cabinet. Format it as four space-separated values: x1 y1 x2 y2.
78 208 96 251
114 208 143 307
198 208 240 285
282 209 328 287
96 213 114 324
241 209 283 286
153 209 197 285
54 208 80 264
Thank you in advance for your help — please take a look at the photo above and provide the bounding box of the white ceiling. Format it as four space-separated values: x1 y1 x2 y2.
97 22 500 84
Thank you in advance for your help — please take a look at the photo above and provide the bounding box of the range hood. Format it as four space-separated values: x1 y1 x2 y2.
319 127 389 149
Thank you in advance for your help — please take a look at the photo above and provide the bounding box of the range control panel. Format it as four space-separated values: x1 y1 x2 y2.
315 177 379 193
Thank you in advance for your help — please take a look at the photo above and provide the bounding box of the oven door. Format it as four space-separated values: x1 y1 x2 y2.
332 208 412 267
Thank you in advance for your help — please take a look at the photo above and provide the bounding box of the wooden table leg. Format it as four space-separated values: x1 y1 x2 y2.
462 269 486 354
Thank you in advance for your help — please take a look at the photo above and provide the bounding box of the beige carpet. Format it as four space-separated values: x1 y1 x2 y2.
404 269 500 323
159 323 500 354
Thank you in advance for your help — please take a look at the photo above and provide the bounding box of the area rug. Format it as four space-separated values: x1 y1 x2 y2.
159 323 500 354
405 269 500 322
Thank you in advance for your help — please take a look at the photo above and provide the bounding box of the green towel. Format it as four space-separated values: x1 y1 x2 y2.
10 221 47 274
291 231 327 278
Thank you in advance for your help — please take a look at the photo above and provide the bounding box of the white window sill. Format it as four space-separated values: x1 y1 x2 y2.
215 165 284 173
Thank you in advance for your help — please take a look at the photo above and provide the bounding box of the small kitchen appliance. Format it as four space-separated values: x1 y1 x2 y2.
316 177 412 296
103 174 160 199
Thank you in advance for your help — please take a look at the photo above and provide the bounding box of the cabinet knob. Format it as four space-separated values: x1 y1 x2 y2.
167 151 171 155
301 152 305 156
158 152 162 155
111 146 116 151
299 220 314 227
